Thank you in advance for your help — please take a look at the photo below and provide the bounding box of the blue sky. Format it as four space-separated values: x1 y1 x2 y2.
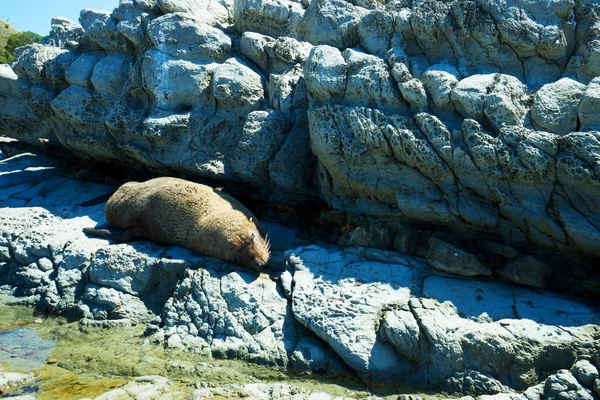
1 0 118 35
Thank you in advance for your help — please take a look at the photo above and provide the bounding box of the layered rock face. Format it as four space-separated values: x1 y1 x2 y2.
2 0 600 397
2 0 600 264
1 152 599 398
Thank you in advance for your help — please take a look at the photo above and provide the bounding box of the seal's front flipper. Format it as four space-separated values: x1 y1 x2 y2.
83 227 136 242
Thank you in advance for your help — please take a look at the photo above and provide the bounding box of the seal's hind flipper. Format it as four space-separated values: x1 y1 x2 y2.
83 227 136 242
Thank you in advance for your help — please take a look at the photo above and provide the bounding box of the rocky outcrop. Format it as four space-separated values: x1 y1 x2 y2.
1 0 600 270
2 0 600 396
1 152 599 398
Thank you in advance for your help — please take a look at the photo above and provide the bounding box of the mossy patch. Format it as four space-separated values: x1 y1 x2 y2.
0 305 443 399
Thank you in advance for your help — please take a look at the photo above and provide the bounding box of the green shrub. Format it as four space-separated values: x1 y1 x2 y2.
0 31 42 64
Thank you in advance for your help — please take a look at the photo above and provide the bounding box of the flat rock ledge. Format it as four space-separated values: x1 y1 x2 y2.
1 152 600 399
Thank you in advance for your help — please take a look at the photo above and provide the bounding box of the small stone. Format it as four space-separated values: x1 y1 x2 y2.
37 257 54 272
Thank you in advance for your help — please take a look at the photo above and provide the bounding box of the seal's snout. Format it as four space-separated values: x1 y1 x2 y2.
249 258 267 271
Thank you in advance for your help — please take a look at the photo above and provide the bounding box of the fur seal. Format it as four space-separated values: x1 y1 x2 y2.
84 177 270 271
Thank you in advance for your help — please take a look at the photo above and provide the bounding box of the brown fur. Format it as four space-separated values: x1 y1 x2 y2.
90 177 270 270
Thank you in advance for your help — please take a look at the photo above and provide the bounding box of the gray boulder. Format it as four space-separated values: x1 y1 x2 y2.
158 0 231 26
79 9 133 53
579 77 600 131
147 13 232 61
42 17 89 50
543 370 595 400
302 0 364 49
532 78 586 135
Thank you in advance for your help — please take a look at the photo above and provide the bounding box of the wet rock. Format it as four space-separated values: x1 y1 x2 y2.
0 368 36 394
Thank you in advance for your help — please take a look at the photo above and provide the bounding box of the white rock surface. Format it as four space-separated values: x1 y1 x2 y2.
532 78 586 135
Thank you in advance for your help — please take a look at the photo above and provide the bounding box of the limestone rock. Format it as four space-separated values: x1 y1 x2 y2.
571 360 599 388
358 10 394 57
287 245 415 382
79 9 133 53
147 13 232 61
543 370 595 400
342 48 408 116
532 78 586 135
65 52 105 88
425 237 491 277
442 370 509 396
421 64 460 110
240 32 275 72
142 49 215 112
452 74 497 120
212 58 265 110
494 256 552 289
112 0 156 52
91 54 134 98
451 73 528 131
158 0 231 26
303 45 347 104
234 0 304 40
302 0 363 49
12 44 78 85
398 78 428 113
42 16 89 50
1 151 600 397
88 242 166 296
161 264 296 366
50 85 121 160
231 109 289 187
579 77 600 131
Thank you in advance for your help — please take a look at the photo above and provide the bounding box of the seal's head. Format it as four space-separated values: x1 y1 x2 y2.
231 218 271 271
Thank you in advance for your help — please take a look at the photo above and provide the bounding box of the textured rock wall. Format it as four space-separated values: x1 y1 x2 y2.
1 1 600 259
1 152 599 398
